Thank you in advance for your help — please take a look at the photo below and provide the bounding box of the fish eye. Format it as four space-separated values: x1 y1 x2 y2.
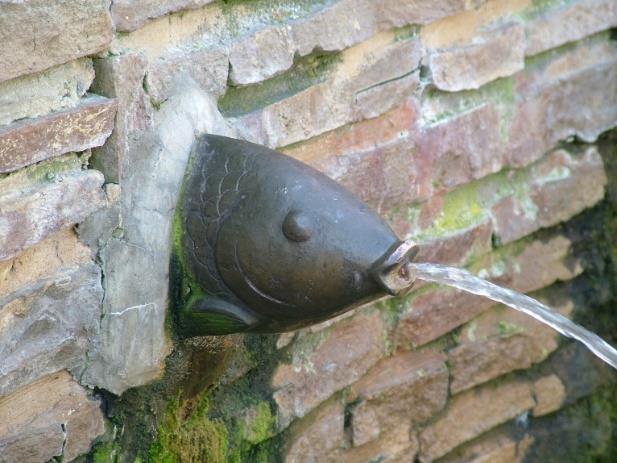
282 211 313 242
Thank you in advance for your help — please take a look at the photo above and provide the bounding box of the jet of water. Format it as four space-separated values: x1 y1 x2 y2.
409 262 617 370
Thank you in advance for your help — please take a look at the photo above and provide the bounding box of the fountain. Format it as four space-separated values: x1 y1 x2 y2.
173 134 617 370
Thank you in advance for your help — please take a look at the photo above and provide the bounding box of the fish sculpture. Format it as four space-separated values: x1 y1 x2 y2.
172 135 418 336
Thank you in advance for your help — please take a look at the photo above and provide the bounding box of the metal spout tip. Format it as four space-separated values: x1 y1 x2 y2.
371 240 419 296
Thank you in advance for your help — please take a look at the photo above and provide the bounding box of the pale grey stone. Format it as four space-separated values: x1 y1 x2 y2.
0 59 94 127
81 80 235 395
112 0 216 32
0 263 103 397
0 0 112 83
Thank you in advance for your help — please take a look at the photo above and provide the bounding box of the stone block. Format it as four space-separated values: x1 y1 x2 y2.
492 147 606 244
533 374 566 417
112 0 215 32
525 0 617 56
81 82 234 395
0 263 102 397
272 311 387 427
428 22 525 91
0 156 107 263
395 233 581 348
0 371 105 462
90 53 151 184
237 33 422 148
438 428 533 463
0 58 94 127
336 424 418 463
282 399 344 463
0 0 112 82
418 379 535 462
0 95 117 174
349 350 448 444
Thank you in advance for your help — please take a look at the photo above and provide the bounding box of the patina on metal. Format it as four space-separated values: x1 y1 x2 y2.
173 134 418 336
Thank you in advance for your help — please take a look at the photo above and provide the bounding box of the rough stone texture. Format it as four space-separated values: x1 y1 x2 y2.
237 32 422 148
272 311 387 427
0 262 103 398
81 81 234 395
508 35 617 167
0 58 94 127
428 21 525 91
336 424 419 463
395 233 582 348
112 0 216 32
0 155 107 263
492 147 607 244
282 399 344 463
418 379 535 462
0 95 117 173
532 374 566 417
90 53 152 184
0 0 112 83
0 371 105 462
448 293 572 393
348 350 448 445
439 428 533 463
525 0 617 56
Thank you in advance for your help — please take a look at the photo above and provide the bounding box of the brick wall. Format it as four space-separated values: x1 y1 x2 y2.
0 0 616 462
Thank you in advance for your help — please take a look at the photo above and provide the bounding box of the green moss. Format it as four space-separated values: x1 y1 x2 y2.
148 395 229 463
91 442 118 463
242 402 276 445
219 52 340 117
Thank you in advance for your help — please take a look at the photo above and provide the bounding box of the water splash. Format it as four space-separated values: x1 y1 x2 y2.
410 262 617 370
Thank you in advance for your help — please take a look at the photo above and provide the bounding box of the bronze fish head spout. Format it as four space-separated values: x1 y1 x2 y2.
174 134 418 336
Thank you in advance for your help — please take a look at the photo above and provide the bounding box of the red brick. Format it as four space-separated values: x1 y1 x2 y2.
395 233 581 348
418 379 535 462
282 398 344 463
272 311 387 427
349 350 448 445
0 96 117 174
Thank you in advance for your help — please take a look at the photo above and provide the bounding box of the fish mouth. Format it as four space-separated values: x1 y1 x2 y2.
370 240 419 296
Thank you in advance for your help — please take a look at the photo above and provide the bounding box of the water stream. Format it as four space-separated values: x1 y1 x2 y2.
410 262 617 370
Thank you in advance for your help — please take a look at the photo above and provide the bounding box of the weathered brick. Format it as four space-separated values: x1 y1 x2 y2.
438 427 533 463
532 374 566 417
417 104 504 193
418 379 535 462
395 233 581 348
508 38 617 166
90 54 151 183
282 399 344 463
349 350 448 445
0 156 107 262
336 423 419 463
0 58 94 127
0 371 105 462
283 102 417 173
448 294 572 393
525 0 617 56
112 0 215 32
491 147 606 244
0 95 117 174
0 0 112 83
378 0 488 28
428 21 525 91
144 46 229 104
272 311 387 427
0 262 102 397
238 33 422 148
0 228 91 298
